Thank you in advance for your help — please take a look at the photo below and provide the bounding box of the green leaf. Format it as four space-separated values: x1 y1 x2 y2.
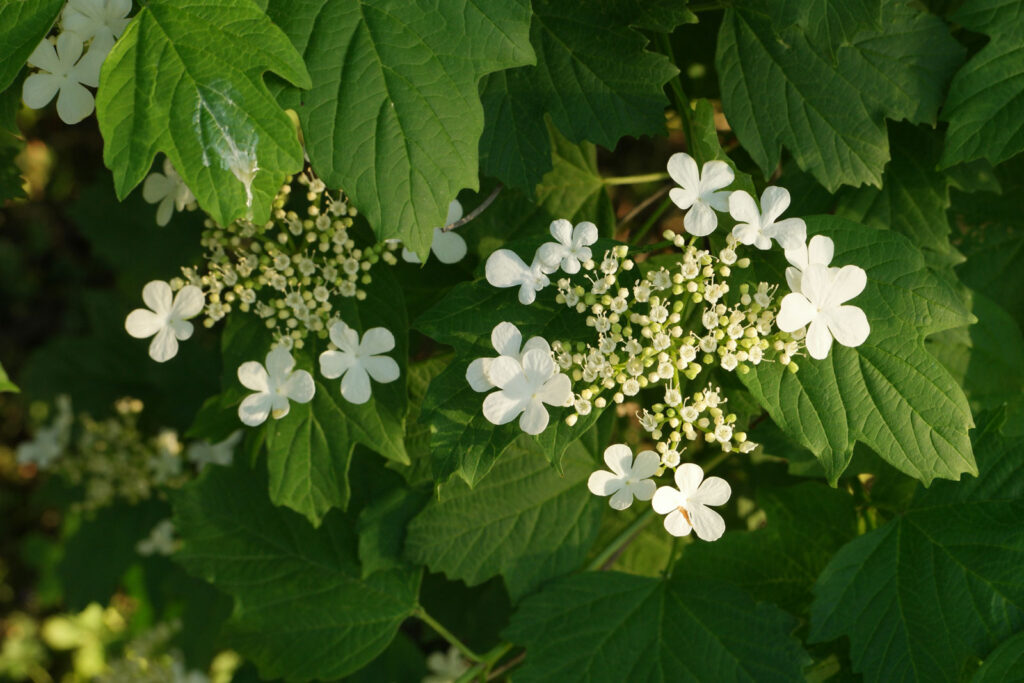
96 0 311 227
973 631 1024 682
741 216 976 483
172 462 421 681
940 0 1024 168
674 482 857 615
266 0 534 256
716 0 964 190
809 417 1024 682
504 571 811 681
689 98 757 197
357 487 429 579
405 438 602 601
479 0 677 193
0 0 64 92
0 360 18 393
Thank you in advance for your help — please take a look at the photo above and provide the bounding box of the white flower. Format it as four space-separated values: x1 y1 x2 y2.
666 152 734 236
136 519 177 557
16 395 73 469
62 0 132 47
143 158 196 226
185 431 241 470
485 249 550 305
237 347 315 426
402 200 467 264
728 186 806 250
423 647 470 683
587 444 659 510
777 263 870 359
784 234 832 293
319 321 400 404
537 219 598 274
481 349 571 435
125 281 205 362
651 463 731 541
22 33 104 124
466 321 550 392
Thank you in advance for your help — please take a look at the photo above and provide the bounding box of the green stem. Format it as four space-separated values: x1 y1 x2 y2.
454 642 515 683
687 1 725 12
657 33 700 164
629 195 674 246
586 507 658 571
415 607 483 663
602 172 671 185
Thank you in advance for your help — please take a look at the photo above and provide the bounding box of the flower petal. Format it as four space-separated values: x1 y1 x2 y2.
693 476 731 506
683 201 718 237
588 470 624 496
148 326 179 362
663 509 693 537
608 486 635 510
785 266 802 293
340 365 372 404
283 370 315 404
432 229 467 264
805 318 834 360
318 349 353 379
651 485 684 514
26 39 61 73
759 185 791 224
826 305 870 348
666 152 699 191
445 199 464 225
688 504 726 541
798 264 832 305
170 318 194 341
490 321 522 357
669 186 697 211
777 293 817 332
699 160 735 193
521 348 555 385
155 197 174 226
549 218 573 245
401 247 421 264
237 361 270 393
537 242 569 270
631 450 661 479
266 346 296 381
171 285 205 319
674 462 705 496
824 265 867 308
238 393 272 427
486 355 522 388
364 355 400 384
765 218 805 252
536 373 571 407
55 81 95 124
361 326 395 355
482 389 524 425
603 444 633 476
518 399 549 435
485 249 529 288
727 189 759 226
22 73 60 109
143 171 173 203
125 309 163 338
466 357 493 392
521 336 551 356
572 221 598 248
141 280 173 315
327 321 359 353
807 235 834 267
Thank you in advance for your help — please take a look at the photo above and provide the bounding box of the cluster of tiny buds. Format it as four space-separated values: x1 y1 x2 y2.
639 383 756 465
169 171 400 350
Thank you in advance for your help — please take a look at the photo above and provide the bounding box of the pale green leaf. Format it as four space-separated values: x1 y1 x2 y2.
0 360 18 394
96 0 311 227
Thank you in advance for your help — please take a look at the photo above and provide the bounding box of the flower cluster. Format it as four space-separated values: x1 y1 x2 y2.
16 396 240 511
469 152 870 541
22 0 132 124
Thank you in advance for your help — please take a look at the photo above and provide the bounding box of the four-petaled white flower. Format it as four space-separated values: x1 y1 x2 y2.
143 158 197 226
481 349 571 435
423 647 470 683
784 234 832 293
23 33 104 124
537 219 598 274
777 263 870 359
402 200 467 265
728 186 806 251
319 321 400 404
651 463 731 541
587 444 659 510
62 0 132 47
466 321 550 392
136 519 177 557
185 431 242 470
125 280 205 362
666 152 734 237
485 249 550 305
237 347 315 426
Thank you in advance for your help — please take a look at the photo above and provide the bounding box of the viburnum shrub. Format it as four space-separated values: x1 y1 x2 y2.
2 1 1023 682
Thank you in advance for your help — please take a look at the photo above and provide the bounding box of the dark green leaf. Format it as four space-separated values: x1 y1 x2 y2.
0 0 63 92
357 487 429 578
973 631 1024 682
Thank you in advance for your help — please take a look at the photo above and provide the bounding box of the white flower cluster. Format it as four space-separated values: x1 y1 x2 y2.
469 152 871 542
16 396 240 512
22 0 132 124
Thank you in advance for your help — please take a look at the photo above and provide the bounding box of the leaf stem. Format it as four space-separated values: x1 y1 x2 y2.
657 33 700 164
442 183 503 232
602 172 671 185
415 607 484 663
454 642 516 683
586 507 658 571
629 194 675 246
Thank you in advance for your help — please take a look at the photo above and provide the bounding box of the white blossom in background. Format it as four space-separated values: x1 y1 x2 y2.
784 234 833 292
136 519 177 557
537 219 598 274
466 321 549 392
423 647 470 683
143 158 197 226
651 463 731 541
185 431 241 470
777 263 870 359
22 33 104 124
728 186 806 251
666 152 734 237
237 347 314 426
481 349 571 435
125 280 205 362
16 395 73 469
319 321 400 404
485 249 550 304
402 200 467 264
62 0 132 48
587 444 659 510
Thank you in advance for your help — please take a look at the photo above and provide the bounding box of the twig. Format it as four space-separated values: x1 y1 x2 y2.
487 651 527 680
442 183 503 232
617 185 671 232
